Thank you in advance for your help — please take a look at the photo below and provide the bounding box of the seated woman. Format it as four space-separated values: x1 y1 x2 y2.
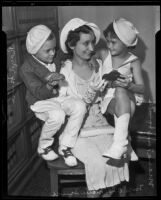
58 18 133 197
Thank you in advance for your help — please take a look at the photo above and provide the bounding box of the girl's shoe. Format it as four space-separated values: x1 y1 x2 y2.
102 145 127 159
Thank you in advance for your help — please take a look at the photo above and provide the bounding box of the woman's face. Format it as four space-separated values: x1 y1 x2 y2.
35 37 56 64
72 32 95 60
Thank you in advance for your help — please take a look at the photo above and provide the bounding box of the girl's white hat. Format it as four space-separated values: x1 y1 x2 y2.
60 18 101 53
113 18 139 47
26 24 51 54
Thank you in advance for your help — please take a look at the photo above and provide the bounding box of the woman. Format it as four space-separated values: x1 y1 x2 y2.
58 18 130 197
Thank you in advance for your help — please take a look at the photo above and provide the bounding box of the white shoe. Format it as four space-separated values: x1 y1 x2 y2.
102 113 130 160
38 147 59 161
127 144 138 161
58 147 77 167
102 144 127 159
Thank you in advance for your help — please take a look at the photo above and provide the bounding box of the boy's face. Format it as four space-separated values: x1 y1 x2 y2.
35 37 56 64
72 32 95 60
105 33 127 56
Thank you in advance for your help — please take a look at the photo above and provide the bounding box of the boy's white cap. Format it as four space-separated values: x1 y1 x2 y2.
26 24 51 54
113 18 139 47
60 18 101 53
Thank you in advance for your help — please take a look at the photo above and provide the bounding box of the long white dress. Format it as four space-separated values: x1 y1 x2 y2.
59 59 129 191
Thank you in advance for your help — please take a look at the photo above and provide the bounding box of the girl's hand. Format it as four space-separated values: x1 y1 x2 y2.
112 75 132 88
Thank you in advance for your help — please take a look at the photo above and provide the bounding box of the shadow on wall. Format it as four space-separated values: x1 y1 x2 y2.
131 37 152 102
96 37 153 102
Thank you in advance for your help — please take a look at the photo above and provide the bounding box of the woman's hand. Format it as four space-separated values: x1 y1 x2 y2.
89 75 106 91
89 56 100 73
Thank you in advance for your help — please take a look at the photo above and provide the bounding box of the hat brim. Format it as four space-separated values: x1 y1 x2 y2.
113 20 138 47
60 19 100 53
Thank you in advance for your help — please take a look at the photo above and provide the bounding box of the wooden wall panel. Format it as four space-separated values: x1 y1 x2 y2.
25 117 42 154
7 89 23 137
2 7 14 33
8 129 27 183
4 6 59 194
15 6 58 34
7 40 20 89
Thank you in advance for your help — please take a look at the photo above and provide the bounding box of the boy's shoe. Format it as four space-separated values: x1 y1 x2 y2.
58 147 77 167
38 146 59 161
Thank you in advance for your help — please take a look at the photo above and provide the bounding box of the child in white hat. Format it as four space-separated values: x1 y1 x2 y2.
93 18 145 159
20 24 87 166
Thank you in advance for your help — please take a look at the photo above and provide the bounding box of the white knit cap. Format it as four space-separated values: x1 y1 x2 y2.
60 18 101 53
26 25 51 54
113 18 139 47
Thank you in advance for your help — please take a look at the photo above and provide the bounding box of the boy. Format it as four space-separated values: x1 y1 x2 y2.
20 24 87 166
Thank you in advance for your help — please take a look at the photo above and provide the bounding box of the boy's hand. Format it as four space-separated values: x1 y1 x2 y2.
47 72 65 82
46 72 65 87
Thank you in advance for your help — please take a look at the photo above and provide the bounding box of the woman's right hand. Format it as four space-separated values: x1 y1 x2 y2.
89 75 107 92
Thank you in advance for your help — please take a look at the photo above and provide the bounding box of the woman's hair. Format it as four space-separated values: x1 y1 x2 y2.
103 22 118 39
65 25 96 57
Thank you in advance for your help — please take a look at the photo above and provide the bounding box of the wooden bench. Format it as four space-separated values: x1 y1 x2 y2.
47 157 85 196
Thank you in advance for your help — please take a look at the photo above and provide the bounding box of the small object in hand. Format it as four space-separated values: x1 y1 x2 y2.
46 72 65 87
47 72 65 82
102 70 124 81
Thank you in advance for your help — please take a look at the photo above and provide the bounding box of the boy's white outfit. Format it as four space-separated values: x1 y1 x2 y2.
30 59 87 165
24 24 87 166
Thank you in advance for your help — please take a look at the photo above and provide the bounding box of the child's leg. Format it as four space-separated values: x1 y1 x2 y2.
58 97 87 166
127 99 138 161
38 109 65 161
103 87 131 159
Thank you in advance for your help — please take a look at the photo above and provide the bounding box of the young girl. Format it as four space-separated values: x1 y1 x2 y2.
94 18 145 159
20 24 87 166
